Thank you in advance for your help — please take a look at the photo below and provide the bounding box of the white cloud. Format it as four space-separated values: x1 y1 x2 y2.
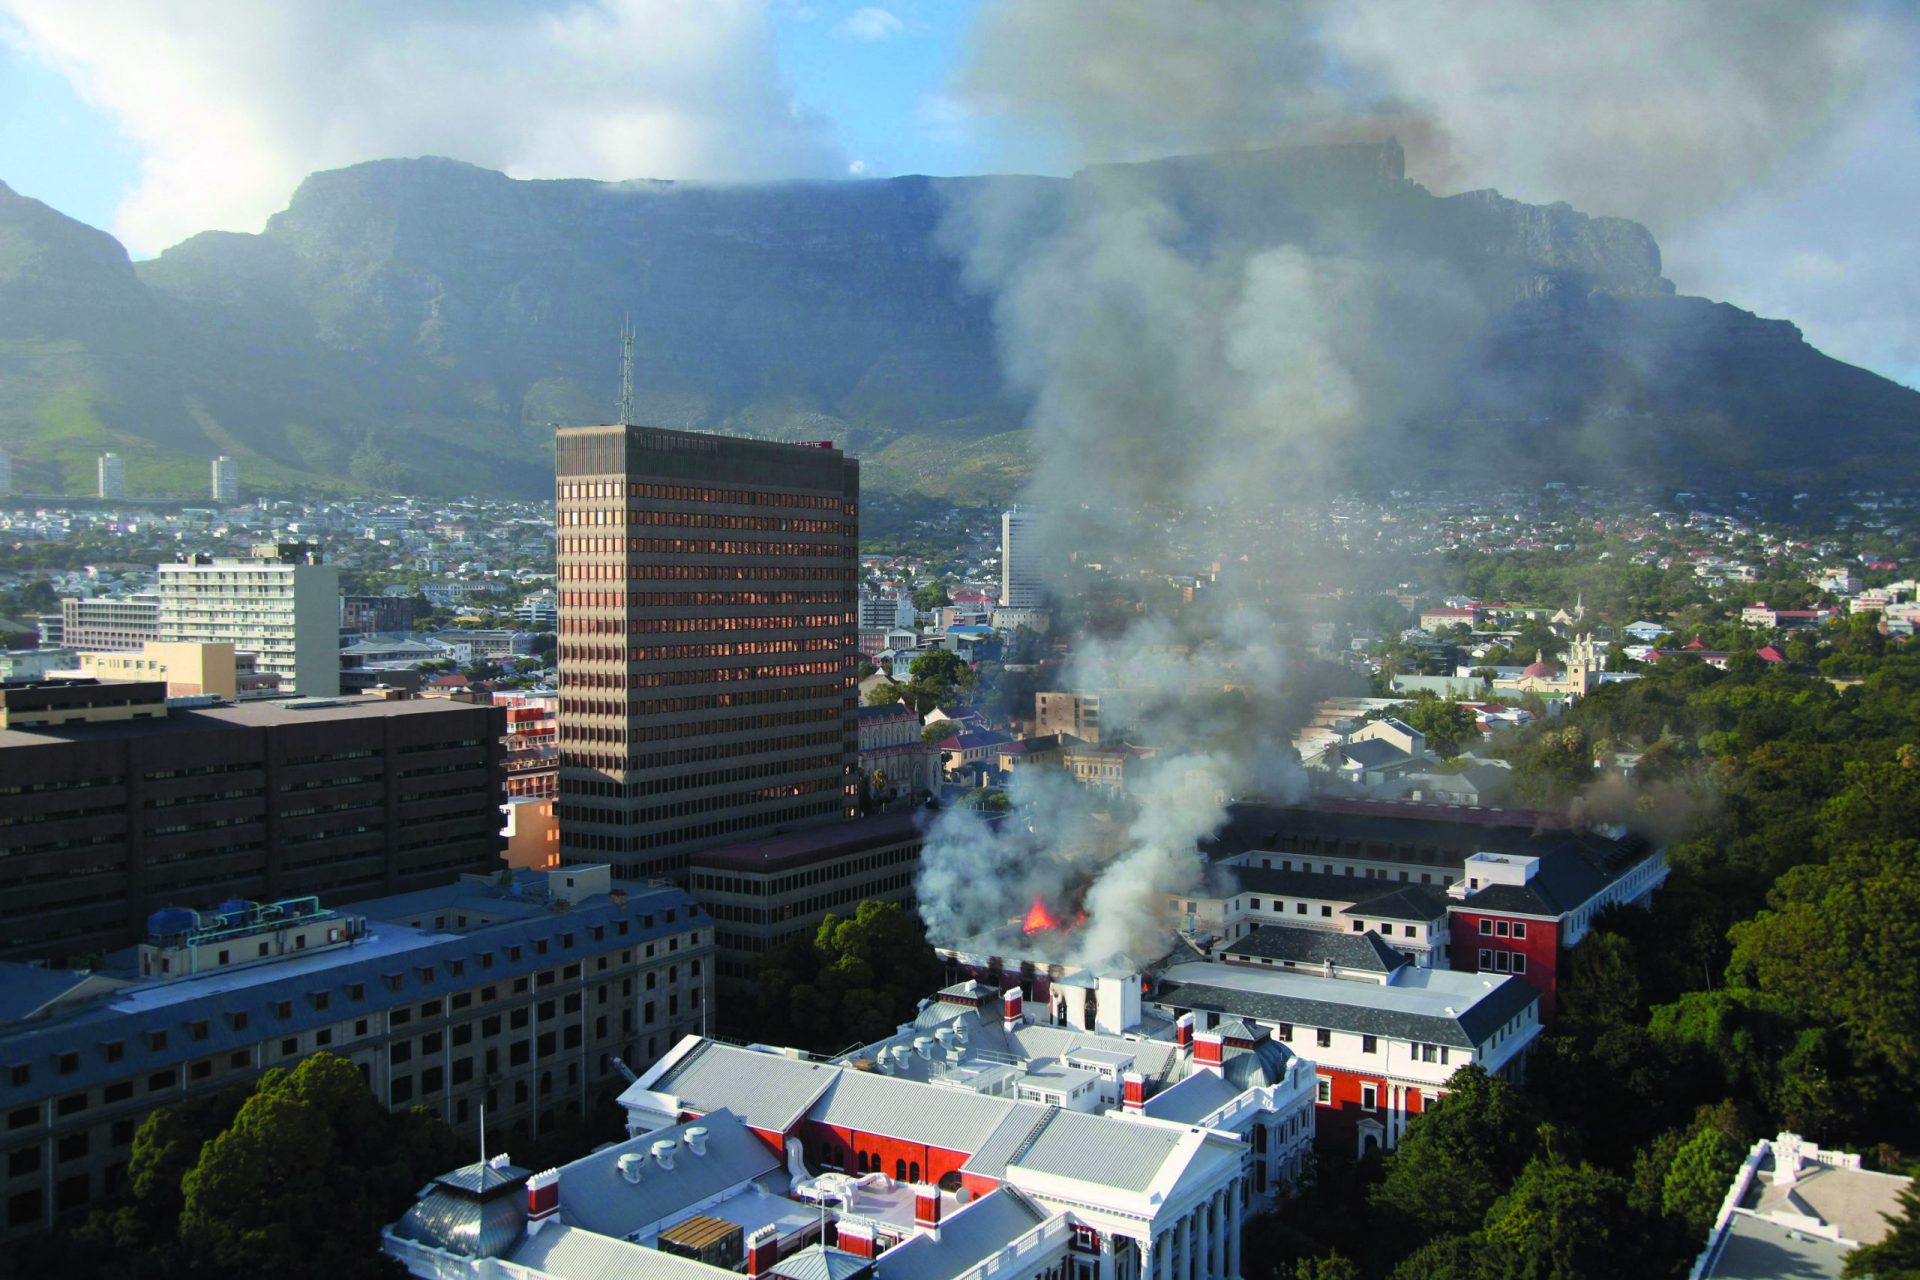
837 6 903 41
0 0 848 254
847 159 868 175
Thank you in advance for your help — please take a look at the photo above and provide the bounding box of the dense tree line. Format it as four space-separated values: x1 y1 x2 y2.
742 900 946 1055
1259 638 1920 1277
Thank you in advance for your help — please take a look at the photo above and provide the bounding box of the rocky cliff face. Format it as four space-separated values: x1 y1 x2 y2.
0 145 1913 498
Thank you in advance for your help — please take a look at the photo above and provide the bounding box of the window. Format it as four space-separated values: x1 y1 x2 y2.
1361 1085 1378 1111
1315 1077 1331 1104
1320 905 1332 918
1512 954 1528 975
1494 952 1511 973
1478 948 1492 968
55 1094 85 1118
1512 922 1528 940
189 1021 209 1042
1249 898 1261 910
1315 1028 1331 1049
1295 902 1306 915
1362 1035 1378 1054
1478 919 1492 936
7 1066 27 1088
1495 921 1510 938
56 1052 78 1075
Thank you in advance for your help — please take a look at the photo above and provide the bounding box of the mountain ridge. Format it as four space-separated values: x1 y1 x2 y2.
1 143 1914 499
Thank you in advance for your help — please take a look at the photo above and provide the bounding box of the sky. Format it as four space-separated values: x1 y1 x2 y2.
0 0 1915 387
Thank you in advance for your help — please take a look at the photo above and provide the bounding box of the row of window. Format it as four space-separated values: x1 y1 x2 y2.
567 613 851 637
561 537 845 558
561 480 846 510
1477 949 1529 974
559 566 851 585
561 637 847 666
1475 918 1530 939
563 797 845 860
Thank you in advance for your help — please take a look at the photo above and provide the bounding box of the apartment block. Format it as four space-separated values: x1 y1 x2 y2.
554 425 860 880
157 544 340 696
999 506 1043 608
59 594 160 652
0 685 507 962
96 453 124 499
210 455 237 503
0 868 713 1248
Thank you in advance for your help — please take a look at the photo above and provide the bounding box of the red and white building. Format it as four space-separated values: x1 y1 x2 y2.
385 982 1312 1280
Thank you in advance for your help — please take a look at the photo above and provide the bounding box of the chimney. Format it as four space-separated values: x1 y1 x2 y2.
652 1138 677 1171
914 1184 942 1231
839 1220 876 1259
526 1168 561 1235
1003 987 1023 1030
747 1225 780 1277
1122 1071 1146 1113
1194 1031 1224 1070
685 1126 708 1157
1175 1012 1195 1053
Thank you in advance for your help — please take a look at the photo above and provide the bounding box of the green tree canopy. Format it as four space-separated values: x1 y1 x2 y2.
745 900 944 1053
1369 1065 1540 1255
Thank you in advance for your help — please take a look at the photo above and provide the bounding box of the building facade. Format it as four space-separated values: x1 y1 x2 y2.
157 544 340 696
999 508 1043 609
0 868 712 1248
554 425 860 880
685 810 926 996
210 455 237 503
59 594 160 652
68 641 239 700
0 686 507 963
96 453 124 499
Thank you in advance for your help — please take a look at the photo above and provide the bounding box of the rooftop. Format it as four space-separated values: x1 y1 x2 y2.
0 690 491 749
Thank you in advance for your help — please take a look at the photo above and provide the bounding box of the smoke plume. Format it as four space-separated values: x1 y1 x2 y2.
912 0 1902 967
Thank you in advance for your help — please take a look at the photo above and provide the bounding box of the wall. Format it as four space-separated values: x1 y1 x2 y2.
1448 913 1560 1016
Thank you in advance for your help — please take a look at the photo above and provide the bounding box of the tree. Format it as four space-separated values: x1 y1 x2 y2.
1844 1181 1920 1279
1556 929 1643 1032
176 1053 464 1278
1292 1254 1362 1280
923 719 960 745
865 680 908 707
1370 1065 1540 1256
1728 840 1920 1084
1394 696 1477 758
1479 1155 1653 1280
746 900 943 1053
1661 1125 1742 1235
911 580 951 614
905 649 976 715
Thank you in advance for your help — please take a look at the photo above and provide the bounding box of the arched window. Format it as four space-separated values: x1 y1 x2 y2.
895 1159 907 1181
909 1161 920 1183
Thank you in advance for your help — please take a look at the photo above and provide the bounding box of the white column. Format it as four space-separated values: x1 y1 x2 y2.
1153 1228 1171 1280
1226 1180 1243 1280
1211 1192 1226 1279
1176 1213 1192 1280
1194 1200 1211 1280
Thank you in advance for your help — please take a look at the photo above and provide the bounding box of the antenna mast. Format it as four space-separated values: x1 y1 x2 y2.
619 314 636 427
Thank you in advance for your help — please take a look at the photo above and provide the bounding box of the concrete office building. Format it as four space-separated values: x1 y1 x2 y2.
0 681 507 962
0 448 10 496
210 454 237 503
554 425 860 880
157 543 340 696
686 809 926 995
0 867 713 1248
999 507 1043 608
68 641 240 700
58 594 160 652
96 452 124 499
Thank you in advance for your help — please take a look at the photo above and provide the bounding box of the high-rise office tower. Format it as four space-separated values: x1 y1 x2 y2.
554 424 860 879
0 447 11 495
157 543 341 695
1000 506 1043 607
211 454 238 502
97 452 125 499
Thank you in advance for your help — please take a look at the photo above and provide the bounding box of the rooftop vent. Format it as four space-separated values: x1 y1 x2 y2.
618 1152 646 1184
652 1139 677 1172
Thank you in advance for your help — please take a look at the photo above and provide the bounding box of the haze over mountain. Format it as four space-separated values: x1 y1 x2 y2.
1 140 1915 501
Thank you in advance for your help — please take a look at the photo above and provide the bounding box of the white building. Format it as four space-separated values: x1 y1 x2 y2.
211 455 238 503
1000 508 1043 609
97 452 125 499
157 543 340 695
1693 1133 1912 1279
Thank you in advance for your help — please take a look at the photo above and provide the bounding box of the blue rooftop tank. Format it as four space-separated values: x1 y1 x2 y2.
216 899 253 916
147 907 199 938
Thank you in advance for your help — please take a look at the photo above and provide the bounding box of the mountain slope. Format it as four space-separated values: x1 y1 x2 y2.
0 146 1914 500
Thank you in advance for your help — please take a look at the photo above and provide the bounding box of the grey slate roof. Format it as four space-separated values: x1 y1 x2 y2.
1230 865 1400 903
773 1245 876 1280
1337 885 1451 922
1139 1071 1243 1125
1151 962 1538 1050
1330 739 1415 770
553 1110 779 1241
1221 925 1410 973
0 967 98 1022
811 1069 1016 1153
649 1041 840 1135
958 1103 1056 1181
874 1189 1052 1280
1011 1109 1188 1193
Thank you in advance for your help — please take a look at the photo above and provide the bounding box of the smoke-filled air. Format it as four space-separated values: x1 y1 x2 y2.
908 0 1896 969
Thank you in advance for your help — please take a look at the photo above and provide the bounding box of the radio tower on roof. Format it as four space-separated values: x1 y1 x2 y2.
618 315 636 427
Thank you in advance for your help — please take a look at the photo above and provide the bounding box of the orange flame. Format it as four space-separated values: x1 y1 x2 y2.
1023 898 1060 934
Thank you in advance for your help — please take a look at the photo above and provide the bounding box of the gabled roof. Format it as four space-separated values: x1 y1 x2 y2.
644 1041 838 1134
1332 738 1414 770
810 1069 1017 1154
553 1110 779 1241
938 730 1014 752
1337 885 1451 922
873 1189 1053 1280
1222 925 1410 973
1010 1108 1190 1193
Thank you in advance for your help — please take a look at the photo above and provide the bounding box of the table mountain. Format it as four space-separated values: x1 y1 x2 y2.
0 143 1913 499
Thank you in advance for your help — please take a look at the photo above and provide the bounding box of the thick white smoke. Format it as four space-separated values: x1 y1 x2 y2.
913 0 1910 968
